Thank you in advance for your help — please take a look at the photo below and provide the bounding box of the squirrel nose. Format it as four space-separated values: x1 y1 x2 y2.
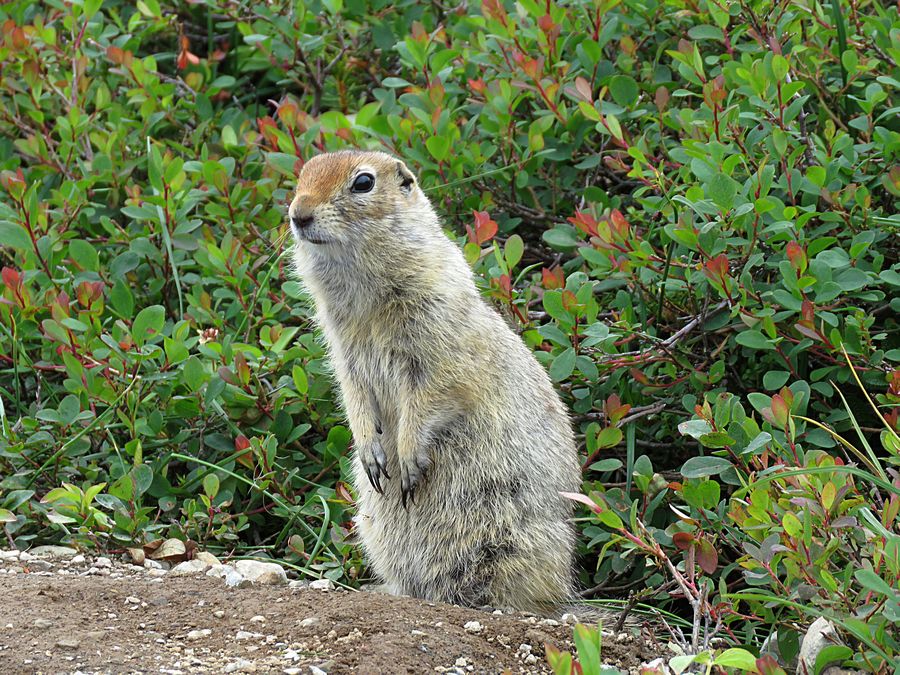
289 200 314 231
291 213 313 230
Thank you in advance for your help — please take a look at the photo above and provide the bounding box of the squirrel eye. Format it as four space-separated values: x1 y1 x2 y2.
350 172 375 194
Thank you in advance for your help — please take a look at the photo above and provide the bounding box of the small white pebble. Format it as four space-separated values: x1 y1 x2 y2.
250 615 265 623
463 620 483 634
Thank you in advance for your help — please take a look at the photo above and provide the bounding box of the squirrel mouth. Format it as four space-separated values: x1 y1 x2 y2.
291 226 330 246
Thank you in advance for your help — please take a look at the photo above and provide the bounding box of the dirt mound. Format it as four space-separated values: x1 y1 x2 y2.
0 552 658 674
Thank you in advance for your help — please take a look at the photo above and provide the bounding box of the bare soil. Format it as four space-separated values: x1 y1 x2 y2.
0 554 658 675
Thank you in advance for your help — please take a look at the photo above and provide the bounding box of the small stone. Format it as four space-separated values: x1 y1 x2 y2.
148 568 167 578
0 550 19 561
539 618 560 627
309 578 334 591
26 560 53 572
455 657 468 667
170 560 210 576
283 669 302 675
463 621 483 634
144 559 164 570
125 596 141 605
233 560 288 586
224 570 251 589
56 637 81 650
298 617 320 628
127 547 146 565
18 551 33 561
800 617 843 673
411 629 426 637
94 556 112 568
288 580 309 590
561 613 578 624
309 666 328 675
223 658 253 673
186 629 211 641
250 615 265 623
234 630 262 641
213 610 225 619
206 564 232 579
71 554 86 565
29 545 78 559
33 618 53 629
196 551 221 566
524 654 538 665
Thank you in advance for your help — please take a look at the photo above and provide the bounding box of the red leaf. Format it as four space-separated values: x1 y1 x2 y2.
1 267 20 289
471 210 498 245
672 532 694 550
696 538 718 574
574 76 592 103
785 241 807 274
468 78 486 95
542 266 565 290
568 210 599 238
770 393 790 427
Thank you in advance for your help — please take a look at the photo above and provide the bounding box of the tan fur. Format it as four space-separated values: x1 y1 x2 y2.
288 150 581 612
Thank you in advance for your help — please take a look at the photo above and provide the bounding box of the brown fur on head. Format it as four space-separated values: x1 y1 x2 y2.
288 150 420 249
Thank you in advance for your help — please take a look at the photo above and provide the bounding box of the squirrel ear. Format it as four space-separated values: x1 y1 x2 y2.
397 161 416 193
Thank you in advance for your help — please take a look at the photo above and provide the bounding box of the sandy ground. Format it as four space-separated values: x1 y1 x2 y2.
0 549 659 674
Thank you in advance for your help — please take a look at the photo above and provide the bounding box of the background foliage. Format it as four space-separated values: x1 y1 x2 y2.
1 0 898 670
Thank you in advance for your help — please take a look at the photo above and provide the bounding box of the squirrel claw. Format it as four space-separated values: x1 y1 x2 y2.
360 437 389 494
399 457 429 510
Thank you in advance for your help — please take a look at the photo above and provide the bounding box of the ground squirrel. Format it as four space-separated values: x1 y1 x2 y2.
288 150 581 612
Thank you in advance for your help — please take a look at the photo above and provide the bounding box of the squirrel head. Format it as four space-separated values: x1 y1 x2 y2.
288 150 427 254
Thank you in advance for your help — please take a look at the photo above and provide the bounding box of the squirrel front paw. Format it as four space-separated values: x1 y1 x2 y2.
358 437 390 494
399 450 432 510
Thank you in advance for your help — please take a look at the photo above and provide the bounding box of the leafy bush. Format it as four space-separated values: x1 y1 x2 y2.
0 0 897 667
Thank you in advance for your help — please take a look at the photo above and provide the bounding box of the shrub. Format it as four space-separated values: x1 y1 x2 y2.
0 0 897 666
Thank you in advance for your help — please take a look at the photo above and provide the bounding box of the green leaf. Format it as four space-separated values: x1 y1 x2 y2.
425 136 450 162
678 419 713 440
714 648 758 669
132 305 165 347
771 55 790 82
681 456 733 478
504 234 523 269
735 330 775 350
763 370 791 390
542 227 579 250
292 364 309 394
203 473 220 500
0 221 32 250
110 279 134 317
609 75 639 108
548 347 576 382
183 357 206 391
707 173 738 210
589 458 623 473
68 240 99 271
132 464 153 496
596 426 623 449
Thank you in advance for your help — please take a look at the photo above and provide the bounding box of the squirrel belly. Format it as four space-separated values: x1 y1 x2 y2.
288 150 582 612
